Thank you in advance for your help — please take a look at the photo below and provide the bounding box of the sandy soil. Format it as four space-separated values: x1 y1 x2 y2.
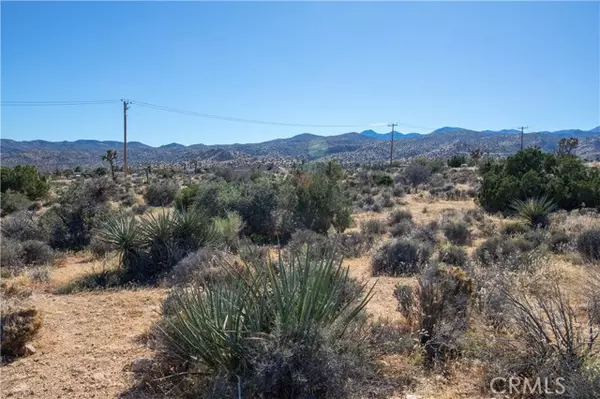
2 260 167 398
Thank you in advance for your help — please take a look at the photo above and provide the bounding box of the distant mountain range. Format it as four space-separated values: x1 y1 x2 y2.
360 126 600 140
1 126 599 170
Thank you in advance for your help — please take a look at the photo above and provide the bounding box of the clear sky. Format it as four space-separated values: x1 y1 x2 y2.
1 1 599 146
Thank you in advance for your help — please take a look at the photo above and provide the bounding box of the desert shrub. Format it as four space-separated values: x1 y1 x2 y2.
388 209 413 225
411 221 440 246
40 178 113 250
371 238 431 276
334 231 372 258
21 240 54 265
380 192 394 208
484 284 600 397
28 266 51 282
448 155 467 168
157 249 373 397
238 239 269 265
144 180 179 206
475 237 517 266
548 231 571 253
168 248 233 287
501 222 529 236
360 218 387 236
213 212 243 253
438 245 467 267
576 229 600 262
393 185 406 197
234 178 283 243
390 220 414 238
1 238 23 269
89 234 113 258
120 191 137 207
396 265 472 369
0 165 49 200
174 184 200 211
291 161 352 234
372 173 394 187
0 307 43 358
442 221 471 245
403 162 432 187
479 147 600 212
1 211 45 242
131 203 148 215
510 196 557 229
287 229 332 261
0 190 30 216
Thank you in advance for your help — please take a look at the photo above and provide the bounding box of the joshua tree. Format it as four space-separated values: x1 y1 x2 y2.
102 150 118 181
557 137 579 156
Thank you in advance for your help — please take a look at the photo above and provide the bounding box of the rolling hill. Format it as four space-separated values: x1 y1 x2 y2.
1 127 599 170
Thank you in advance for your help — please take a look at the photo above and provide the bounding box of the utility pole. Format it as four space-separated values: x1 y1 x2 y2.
122 99 131 177
388 123 397 167
518 125 529 151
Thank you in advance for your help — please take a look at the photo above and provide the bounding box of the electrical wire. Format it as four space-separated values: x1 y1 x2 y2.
1 98 435 131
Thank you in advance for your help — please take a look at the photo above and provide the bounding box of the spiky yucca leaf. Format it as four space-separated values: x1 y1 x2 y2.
161 247 374 375
510 196 557 229
98 214 143 269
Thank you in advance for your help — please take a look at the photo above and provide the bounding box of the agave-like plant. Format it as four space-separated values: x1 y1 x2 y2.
161 247 374 375
510 196 557 229
98 214 143 271
172 208 218 251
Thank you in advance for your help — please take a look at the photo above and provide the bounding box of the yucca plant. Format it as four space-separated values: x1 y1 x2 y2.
510 196 557 229
98 214 143 271
160 247 374 376
172 208 218 252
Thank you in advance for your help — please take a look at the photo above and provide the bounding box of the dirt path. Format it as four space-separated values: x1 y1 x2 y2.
2 260 167 398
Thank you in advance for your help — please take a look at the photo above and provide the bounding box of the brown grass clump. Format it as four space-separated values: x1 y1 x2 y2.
1 306 42 359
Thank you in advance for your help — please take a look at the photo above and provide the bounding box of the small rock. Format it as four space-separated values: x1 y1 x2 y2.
24 344 36 355
129 357 153 373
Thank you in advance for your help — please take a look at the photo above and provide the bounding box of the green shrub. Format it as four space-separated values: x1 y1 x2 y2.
144 180 179 206
438 245 467 267
448 155 467 168
0 190 30 216
576 229 600 262
158 249 373 397
213 212 243 253
442 221 471 246
21 240 54 265
0 165 49 200
0 307 43 358
40 178 113 250
371 238 431 276
174 184 200 211
373 173 394 187
291 161 352 234
479 147 600 212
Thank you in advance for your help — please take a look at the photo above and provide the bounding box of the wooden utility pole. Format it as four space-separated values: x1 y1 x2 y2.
122 99 131 176
388 123 398 167
518 125 529 151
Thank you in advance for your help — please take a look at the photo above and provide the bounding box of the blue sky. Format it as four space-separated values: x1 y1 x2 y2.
1 1 598 146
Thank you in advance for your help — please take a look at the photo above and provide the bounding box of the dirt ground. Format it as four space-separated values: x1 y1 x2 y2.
2 259 167 398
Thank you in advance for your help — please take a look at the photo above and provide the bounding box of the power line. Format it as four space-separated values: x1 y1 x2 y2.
1 98 436 131
127 99 367 128
1 100 118 106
